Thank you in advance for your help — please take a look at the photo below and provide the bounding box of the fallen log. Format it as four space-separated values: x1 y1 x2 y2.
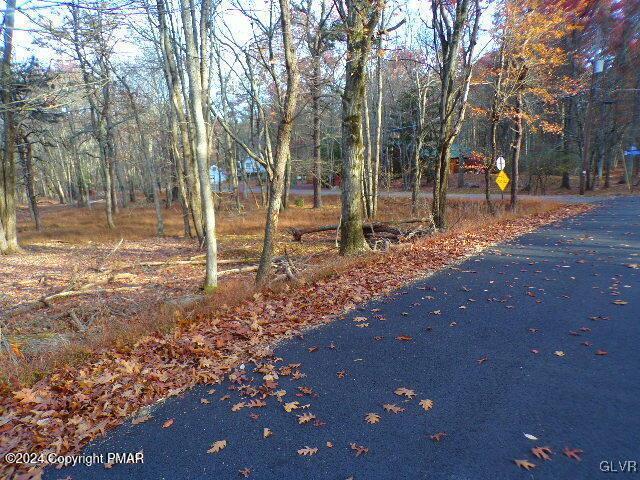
290 218 434 242
2 287 142 319
139 258 258 267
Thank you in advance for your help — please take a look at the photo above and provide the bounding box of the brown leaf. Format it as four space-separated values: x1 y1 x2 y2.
162 418 174 429
350 443 369 456
326 441 333 448
200 398 210 404
430 432 446 442
284 401 300 412
365 413 381 424
477 355 488 365
383 403 405 414
612 300 628 305
531 446 552 461
207 440 227 454
297 446 318 456
263 428 272 438
595 349 608 356
419 399 434 411
239 467 252 478
297 412 316 424
563 447 583 461
247 399 266 408
395 335 413 341
514 459 536 470
232 402 246 412
394 387 416 399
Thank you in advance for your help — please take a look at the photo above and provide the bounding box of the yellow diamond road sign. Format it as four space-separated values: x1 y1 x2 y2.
496 170 510 191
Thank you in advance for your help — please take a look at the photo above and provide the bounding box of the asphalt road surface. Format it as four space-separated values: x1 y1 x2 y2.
48 196 639 480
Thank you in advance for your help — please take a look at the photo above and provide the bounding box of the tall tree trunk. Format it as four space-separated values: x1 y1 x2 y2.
431 0 479 229
180 0 218 290
339 0 379 255
147 140 165 236
510 92 523 210
255 0 300 284
363 89 373 219
311 53 322 209
371 12 384 218
0 0 19 253
18 134 41 231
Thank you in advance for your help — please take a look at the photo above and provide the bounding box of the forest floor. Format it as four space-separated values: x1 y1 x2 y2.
2 195 570 387
0 194 596 478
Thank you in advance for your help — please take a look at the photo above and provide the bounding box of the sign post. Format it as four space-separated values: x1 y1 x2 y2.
495 156 509 199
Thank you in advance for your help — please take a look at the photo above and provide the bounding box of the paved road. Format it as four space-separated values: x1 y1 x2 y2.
49 197 639 480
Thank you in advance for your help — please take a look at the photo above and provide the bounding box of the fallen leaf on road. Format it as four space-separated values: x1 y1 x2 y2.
383 403 405 414
554 351 565 357
394 387 416 399
162 419 174 429
612 300 628 305
200 398 210 404
514 459 536 470
477 355 488 365
298 412 316 424
523 433 538 440
531 349 539 354
563 447 583 461
326 441 333 448
297 446 318 456
395 335 413 341
232 402 245 412
419 399 434 411
263 428 272 438
239 467 252 478
365 413 381 424
207 440 227 454
284 401 300 412
595 349 608 356
350 443 369 456
532 446 553 460
430 432 446 442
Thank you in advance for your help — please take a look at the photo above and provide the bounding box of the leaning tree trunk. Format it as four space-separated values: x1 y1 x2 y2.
255 0 300 284
510 92 523 210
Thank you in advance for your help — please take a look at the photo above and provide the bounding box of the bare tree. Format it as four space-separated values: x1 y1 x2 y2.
254 0 300 284
179 0 218 290
430 0 480 229
335 0 382 254
0 0 19 253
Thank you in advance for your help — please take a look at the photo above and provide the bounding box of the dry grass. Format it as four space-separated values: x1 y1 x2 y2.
2 194 558 389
